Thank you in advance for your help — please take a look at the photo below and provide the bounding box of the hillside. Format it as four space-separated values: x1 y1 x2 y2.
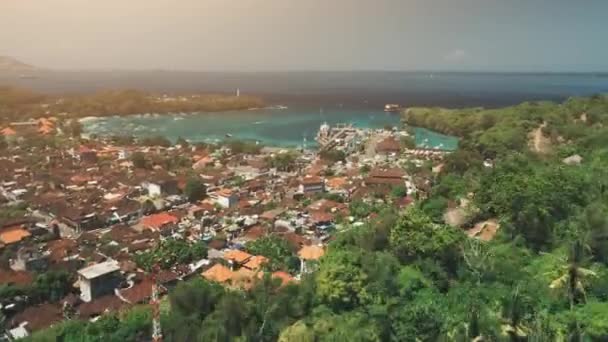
20 95 608 341
0 56 39 72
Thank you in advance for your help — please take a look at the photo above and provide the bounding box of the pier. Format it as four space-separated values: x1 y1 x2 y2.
316 123 358 152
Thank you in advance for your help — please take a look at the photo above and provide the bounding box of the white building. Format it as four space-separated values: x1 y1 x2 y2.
77 260 122 302
211 189 239 208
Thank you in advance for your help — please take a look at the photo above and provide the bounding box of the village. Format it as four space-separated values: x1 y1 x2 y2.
0 116 456 339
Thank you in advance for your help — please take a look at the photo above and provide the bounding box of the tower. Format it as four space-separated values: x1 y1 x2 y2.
150 265 163 342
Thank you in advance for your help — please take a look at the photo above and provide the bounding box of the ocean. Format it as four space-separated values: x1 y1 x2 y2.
3 71 608 147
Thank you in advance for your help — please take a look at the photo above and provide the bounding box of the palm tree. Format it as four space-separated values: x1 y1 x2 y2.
549 240 597 309
547 240 597 342
501 286 530 342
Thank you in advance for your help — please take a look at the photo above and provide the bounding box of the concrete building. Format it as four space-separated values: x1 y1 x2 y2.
10 247 49 272
212 189 238 208
77 260 122 303
299 176 325 194
142 178 179 197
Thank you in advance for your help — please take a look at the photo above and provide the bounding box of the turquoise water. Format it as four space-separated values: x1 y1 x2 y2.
413 128 459 151
82 106 402 148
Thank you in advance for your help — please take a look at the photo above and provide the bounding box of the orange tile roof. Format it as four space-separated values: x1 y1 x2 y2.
1 127 16 136
327 177 348 189
0 226 31 244
217 188 234 197
38 124 54 135
302 176 323 185
243 255 268 270
202 263 233 283
271 271 295 285
223 249 252 264
140 212 178 230
230 268 256 289
467 219 500 242
298 245 325 260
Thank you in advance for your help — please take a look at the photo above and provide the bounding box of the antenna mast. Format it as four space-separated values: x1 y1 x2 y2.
150 264 163 342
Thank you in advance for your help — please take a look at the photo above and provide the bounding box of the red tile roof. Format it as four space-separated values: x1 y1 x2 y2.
301 176 323 185
118 278 156 304
223 249 253 264
0 226 31 244
298 245 325 260
140 212 178 230
270 271 296 286
11 303 63 332
78 295 128 318
202 263 233 283
0 269 34 286
243 255 268 271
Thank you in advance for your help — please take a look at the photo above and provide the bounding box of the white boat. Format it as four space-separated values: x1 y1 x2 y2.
384 104 401 112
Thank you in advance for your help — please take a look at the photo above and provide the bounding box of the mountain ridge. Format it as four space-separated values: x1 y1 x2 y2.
0 56 39 72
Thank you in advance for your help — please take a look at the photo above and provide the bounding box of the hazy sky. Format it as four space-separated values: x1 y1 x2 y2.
1 0 607 71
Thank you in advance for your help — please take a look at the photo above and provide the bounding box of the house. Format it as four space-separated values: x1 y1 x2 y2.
9 303 63 335
298 245 325 273
0 225 31 245
10 247 49 272
212 189 238 208
142 178 179 197
138 212 179 233
223 249 253 267
77 260 122 302
78 146 98 164
202 264 233 283
365 167 406 186
298 176 325 194
243 255 268 271
376 136 401 155
60 207 102 232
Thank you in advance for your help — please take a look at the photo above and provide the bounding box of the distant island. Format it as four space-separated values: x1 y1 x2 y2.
0 86 264 123
0 56 40 73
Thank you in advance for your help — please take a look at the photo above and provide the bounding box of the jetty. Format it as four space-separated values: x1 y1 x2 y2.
316 123 359 152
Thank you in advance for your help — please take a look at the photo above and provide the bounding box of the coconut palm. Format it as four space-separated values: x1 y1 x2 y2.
547 240 597 342
549 240 597 309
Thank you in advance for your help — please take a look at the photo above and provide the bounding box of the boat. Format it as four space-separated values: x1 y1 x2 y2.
19 74 39 80
225 133 233 138
384 104 401 112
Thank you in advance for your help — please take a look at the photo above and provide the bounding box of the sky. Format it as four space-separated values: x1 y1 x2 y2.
1 0 607 72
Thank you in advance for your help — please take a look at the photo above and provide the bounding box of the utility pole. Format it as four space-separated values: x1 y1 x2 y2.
150 264 163 342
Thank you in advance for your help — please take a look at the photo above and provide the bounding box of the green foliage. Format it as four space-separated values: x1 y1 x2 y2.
134 238 207 271
66 120 83 137
389 206 464 266
319 149 346 163
575 301 608 340
266 152 299 172
226 139 262 154
390 185 407 199
0 202 28 226
476 154 591 250
184 177 206 202
28 94 608 341
245 235 299 272
24 306 152 342
0 270 74 305
315 248 369 310
359 164 371 174
140 135 171 147
129 151 148 169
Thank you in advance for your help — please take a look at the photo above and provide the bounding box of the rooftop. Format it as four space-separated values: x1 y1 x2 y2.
78 260 120 280
140 212 178 230
0 226 31 245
